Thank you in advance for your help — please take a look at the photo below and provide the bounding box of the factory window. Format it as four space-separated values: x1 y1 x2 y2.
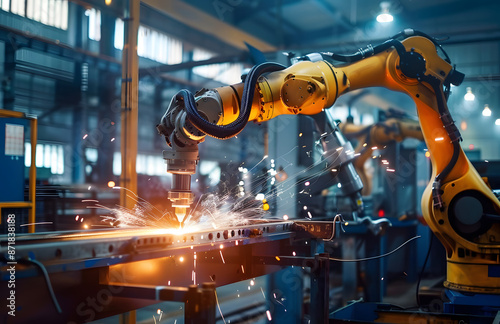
114 18 124 50
113 152 166 176
198 160 221 186
86 8 101 41
10 0 24 16
0 0 9 11
2 0 69 30
85 148 98 163
192 48 244 85
112 152 121 176
114 19 183 64
25 0 69 30
25 143 64 175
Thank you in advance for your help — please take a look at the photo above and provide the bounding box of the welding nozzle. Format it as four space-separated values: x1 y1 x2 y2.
174 206 188 228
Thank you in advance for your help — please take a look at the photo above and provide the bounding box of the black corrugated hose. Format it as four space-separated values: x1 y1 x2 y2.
175 62 286 140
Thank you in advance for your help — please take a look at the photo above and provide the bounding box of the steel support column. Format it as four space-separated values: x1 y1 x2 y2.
120 0 139 209
185 283 216 324
310 252 330 324
96 11 118 185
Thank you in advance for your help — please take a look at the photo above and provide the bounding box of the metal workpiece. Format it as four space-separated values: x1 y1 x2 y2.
0 220 338 323
2 222 291 272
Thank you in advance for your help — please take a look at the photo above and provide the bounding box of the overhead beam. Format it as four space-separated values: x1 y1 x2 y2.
284 27 500 54
141 0 277 52
139 52 248 76
311 0 353 30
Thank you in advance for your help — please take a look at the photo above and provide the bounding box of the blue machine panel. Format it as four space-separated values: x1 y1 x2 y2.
0 118 28 202
488 265 500 278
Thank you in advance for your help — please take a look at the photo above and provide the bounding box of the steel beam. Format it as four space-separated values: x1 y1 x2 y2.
141 0 276 52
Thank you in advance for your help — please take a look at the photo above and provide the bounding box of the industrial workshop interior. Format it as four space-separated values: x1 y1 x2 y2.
1 0 500 323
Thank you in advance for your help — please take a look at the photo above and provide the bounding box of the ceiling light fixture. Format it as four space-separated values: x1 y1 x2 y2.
496 119 500 126
482 104 492 117
464 87 475 101
377 2 394 23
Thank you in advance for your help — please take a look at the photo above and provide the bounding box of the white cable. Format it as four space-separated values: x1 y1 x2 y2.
323 214 345 241
329 235 421 262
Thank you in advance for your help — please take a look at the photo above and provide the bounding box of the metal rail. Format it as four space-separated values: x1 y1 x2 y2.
0 220 337 323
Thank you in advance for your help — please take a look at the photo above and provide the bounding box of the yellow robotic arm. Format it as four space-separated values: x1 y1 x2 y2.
158 30 500 293
340 117 424 195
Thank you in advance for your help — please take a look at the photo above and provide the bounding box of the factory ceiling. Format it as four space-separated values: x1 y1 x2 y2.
156 0 500 53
